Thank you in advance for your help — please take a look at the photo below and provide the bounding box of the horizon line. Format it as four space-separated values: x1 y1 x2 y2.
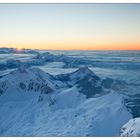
0 47 140 51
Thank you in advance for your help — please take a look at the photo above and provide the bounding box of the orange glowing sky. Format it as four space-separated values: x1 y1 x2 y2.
0 4 140 50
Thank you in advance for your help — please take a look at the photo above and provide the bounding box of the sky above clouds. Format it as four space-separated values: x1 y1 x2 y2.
0 4 140 50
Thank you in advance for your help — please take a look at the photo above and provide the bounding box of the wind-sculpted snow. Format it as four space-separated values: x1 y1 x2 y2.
120 117 140 136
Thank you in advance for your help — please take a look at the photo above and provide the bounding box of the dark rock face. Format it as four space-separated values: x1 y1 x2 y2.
55 74 70 83
18 80 54 94
40 83 54 94
124 94 140 118
19 82 26 90
0 89 3 95
76 76 102 98
71 67 102 98
0 81 8 95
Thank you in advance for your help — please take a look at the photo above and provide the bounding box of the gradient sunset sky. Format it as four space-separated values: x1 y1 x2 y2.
0 4 140 50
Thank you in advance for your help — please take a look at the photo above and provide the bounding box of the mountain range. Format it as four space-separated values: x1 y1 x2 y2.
0 66 136 136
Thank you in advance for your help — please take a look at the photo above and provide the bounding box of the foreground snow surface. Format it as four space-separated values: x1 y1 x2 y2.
0 90 131 136
120 117 140 136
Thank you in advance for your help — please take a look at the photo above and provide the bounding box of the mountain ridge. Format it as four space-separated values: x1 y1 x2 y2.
0 66 133 136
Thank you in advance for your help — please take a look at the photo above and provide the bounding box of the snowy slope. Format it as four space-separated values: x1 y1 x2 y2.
0 67 132 136
0 91 131 136
120 117 140 136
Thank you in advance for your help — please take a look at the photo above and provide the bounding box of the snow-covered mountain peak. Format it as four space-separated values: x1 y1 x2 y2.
75 66 92 73
70 67 101 97
54 67 102 98
5 66 52 82
70 67 100 81
0 67 56 95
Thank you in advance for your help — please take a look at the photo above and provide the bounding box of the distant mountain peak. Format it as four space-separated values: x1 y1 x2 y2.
75 66 93 73
70 67 100 81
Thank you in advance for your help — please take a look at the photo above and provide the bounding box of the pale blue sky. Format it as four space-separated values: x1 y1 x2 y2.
0 4 140 50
